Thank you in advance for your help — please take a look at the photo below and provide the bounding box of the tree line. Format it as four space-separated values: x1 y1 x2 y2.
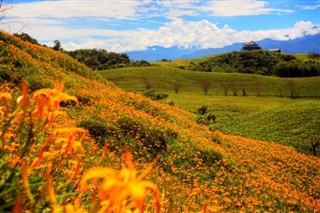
12 32 151 70
66 49 151 70
186 50 320 77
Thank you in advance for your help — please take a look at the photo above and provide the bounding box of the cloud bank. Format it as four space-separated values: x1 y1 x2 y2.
1 0 319 52
61 20 320 52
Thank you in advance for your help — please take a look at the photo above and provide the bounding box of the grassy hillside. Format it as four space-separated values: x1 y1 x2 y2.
174 51 320 77
102 66 320 97
1 31 320 212
102 66 320 154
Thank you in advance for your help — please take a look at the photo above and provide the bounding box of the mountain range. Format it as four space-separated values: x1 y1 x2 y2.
125 34 320 61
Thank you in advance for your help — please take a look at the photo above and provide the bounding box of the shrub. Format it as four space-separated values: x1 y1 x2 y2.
196 113 216 125
25 75 53 92
117 116 172 157
206 113 216 123
76 94 92 105
197 105 208 115
0 67 11 82
197 148 223 167
196 106 216 125
143 90 168 100
77 118 109 147
141 76 154 90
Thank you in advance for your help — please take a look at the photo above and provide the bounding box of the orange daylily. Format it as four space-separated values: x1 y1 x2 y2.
0 92 11 102
79 151 160 213
0 92 12 117
32 82 78 110
31 82 78 124
53 127 88 154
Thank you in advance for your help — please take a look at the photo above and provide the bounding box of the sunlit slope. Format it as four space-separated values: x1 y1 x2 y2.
103 66 320 154
214 100 320 153
102 66 320 97
0 31 109 90
1 31 320 212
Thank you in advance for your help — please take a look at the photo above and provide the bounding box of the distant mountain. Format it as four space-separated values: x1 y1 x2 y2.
124 45 198 62
124 34 320 62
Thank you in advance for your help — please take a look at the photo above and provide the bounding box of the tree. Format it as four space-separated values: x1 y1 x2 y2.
14 32 39 44
229 81 238 96
141 76 154 90
221 83 228 95
310 136 320 156
172 80 181 94
199 78 212 95
53 39 62 51
253 82 263 97
287 80 298 98
67 49 131 70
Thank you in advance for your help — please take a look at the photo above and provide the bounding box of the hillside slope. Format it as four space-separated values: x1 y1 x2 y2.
1 31 320 212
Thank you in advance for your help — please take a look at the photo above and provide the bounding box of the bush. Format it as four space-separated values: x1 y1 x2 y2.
206 113 216 123
131 60 151 67
0 68 11 82
141 77 154 90
143 90 168 100
196 106 216 125
197 105 208 115
117 116 172 157
196 113 216 125
197 148 223 167
77 118 109 147
25 75 53 92
76 94 92 105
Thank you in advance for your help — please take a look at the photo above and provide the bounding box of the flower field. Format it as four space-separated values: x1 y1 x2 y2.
1 31 320 212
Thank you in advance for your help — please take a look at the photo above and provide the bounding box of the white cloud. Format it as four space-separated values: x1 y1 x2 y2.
301 3 320 10
5 0 292 22
6 0 141 19
202 0 293 16
57 20 320 52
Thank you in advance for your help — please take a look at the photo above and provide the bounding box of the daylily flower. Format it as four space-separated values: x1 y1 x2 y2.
79 150 160 213
32 82 78 111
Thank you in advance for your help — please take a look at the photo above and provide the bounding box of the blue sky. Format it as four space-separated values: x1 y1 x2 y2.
1 0 320 52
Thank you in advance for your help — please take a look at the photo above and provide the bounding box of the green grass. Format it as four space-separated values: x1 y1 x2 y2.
101 66 320 97
101 66 320 155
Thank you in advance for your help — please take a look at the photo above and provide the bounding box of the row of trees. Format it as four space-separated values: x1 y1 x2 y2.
186 50 320 77
11 33 151 70
274 60 320 77
140 77 301 99
66 49 152 70
66 49 131 70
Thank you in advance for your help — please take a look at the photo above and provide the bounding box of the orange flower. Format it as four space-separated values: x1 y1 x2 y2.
0 92 11 102
0 92 12 117
32 82 78 110
31 82 78 124
16 81 29 108
53 127 87 154
79 151 160 213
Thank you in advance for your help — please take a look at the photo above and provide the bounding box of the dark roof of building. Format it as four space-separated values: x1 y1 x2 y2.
246 41 256 45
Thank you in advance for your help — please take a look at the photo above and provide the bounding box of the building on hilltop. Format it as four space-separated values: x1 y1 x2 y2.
242 41 262 51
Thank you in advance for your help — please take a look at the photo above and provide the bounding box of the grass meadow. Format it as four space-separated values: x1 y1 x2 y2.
102 66 320 154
